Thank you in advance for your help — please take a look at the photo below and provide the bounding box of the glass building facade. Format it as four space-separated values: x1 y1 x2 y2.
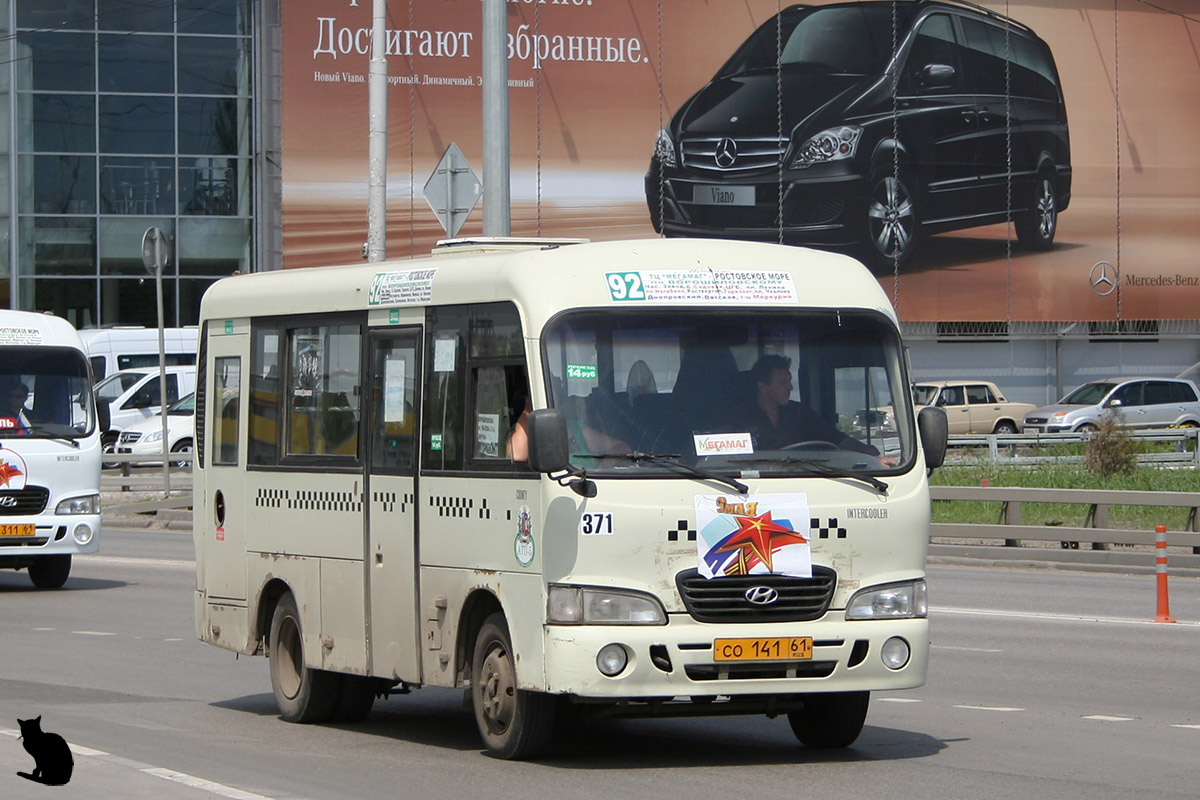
2 0 257 327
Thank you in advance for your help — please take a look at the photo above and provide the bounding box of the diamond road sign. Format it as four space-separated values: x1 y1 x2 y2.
423 142 482 238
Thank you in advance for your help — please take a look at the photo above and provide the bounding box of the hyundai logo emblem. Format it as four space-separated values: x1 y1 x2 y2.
745 586 779 605
0 496 16 507
714 137 738 169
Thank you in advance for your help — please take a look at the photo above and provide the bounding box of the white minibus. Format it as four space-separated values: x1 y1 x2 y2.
0 311 101 588
78 326 197 382
192 238 948 758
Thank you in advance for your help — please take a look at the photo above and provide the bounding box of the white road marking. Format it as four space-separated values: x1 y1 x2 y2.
954 705 1025 712
72 630 117 636
77 554 194 568
933 606 1200 627
877 697 922 703
1 729 303 800
1083 715 1135 722
932 644 1004 653
33 627 55 631
1170 724 1200 730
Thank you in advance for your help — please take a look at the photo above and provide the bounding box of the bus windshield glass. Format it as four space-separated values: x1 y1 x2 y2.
0 347 95 439
542 309 913 476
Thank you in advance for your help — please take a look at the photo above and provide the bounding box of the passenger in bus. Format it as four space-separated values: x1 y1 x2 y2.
731 355 880 457
506 390 531 462
0 380 31 432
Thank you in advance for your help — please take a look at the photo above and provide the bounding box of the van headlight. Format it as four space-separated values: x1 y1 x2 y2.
143 430 164 443
57 494 100 515
548 585 667 625
791 125 862 168
653 128 678 168
846 580 927 620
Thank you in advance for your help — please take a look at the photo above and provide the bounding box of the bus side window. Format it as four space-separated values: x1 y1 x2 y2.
213 356 241 466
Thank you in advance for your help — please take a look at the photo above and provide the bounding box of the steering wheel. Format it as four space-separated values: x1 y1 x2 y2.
781 440 838 451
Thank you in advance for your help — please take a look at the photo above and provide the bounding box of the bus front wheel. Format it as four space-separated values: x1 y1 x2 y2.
471 613 555 759
269 593 339 723
28 555 71 589
786 691 870 748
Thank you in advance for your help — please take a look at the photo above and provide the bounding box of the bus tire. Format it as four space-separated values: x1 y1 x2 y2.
28 555 71 589
269 593 338 723
471 613 554 759
786 691 870 748
331 674 378 722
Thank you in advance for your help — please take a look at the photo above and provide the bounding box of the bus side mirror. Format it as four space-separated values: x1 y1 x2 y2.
95 395 110 432
527 408 570 474
918 406 949 470
527 408 597 497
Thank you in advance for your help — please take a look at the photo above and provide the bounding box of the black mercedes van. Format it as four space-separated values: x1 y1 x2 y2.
646 1 1071 271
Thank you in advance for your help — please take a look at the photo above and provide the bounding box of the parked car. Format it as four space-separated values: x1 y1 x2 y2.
1022 377 1200 433
93 365 197 465
115 392 195 467
645 1 1071 271
912 380 1035 435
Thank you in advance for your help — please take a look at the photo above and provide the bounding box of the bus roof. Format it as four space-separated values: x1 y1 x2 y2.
198 238 898 331
0 309 86 349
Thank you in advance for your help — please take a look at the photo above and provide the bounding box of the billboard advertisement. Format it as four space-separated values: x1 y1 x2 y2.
281 1 1200 324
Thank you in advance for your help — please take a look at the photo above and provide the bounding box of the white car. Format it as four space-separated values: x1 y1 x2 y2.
115 393 195 467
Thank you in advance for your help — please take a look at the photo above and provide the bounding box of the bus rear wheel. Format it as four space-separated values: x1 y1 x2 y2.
269 592 339 723
471 613 554 759
786 691 870 748
28 555 71 589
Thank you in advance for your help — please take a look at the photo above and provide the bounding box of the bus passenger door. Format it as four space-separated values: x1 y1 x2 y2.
365 329 421 683
201 329 247 601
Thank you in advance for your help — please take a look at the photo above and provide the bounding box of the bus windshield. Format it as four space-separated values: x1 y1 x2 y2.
542 309 913 476
0 347 95 439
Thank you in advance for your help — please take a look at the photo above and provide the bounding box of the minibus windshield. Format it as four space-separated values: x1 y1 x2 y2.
542 309 913 476
0 347 95 438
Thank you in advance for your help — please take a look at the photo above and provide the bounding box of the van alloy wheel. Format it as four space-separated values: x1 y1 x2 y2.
1015 174 1057 249
864 169 918 272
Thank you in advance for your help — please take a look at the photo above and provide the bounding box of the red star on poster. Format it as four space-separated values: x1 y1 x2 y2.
714 511 808 575
0 460 23 488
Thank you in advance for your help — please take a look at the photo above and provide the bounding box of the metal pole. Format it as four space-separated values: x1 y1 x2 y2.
155 256 169 498
482 0 510 236
366 0 388 261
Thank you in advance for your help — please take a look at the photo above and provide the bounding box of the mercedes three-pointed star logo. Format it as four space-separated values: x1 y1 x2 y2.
714 137 738 169
1090 261 1118 296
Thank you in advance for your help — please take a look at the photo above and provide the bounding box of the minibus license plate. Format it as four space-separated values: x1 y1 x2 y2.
692 185 754 206
714 636 813 662
0 524 35 537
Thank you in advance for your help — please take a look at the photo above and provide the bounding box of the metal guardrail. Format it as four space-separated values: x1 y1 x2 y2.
946 428 1200 467
930 485 1200 571
102 452 192 515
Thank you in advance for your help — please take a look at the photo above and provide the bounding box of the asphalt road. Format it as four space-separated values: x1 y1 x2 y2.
3 527 1198 800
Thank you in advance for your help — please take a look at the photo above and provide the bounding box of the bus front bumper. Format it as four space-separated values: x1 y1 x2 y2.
542 614 928 704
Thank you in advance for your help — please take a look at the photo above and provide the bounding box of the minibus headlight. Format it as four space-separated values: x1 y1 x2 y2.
845 580 927 620
548 585 667 625
791 125 862 168
56 494 100 515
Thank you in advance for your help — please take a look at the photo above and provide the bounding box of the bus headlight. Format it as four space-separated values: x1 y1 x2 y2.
548 585 667 625
845 580 927 620
56 494 100 515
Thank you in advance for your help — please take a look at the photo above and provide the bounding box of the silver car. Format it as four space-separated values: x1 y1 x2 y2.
1022 377 1200 433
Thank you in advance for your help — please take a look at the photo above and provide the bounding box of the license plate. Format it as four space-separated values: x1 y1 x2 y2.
692 184 754 206
714 636 813 662
0 524 35 537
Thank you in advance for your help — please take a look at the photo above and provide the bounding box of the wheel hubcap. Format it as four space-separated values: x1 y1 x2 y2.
277 617 303 699
478 644 515 734
869 177 914 258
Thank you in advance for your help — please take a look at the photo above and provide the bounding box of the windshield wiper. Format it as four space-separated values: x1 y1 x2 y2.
622 451 749 494
19 427 81 448
742 456 888 493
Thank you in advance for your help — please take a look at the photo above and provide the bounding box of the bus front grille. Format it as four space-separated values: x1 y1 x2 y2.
0 486 50 515
675 566 836 623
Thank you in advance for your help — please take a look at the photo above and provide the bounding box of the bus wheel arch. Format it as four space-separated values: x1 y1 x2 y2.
456 588 503 685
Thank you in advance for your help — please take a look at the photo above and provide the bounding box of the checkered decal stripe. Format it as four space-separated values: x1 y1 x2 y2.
254 488 363 513
429 495 492 520
372 491 414 514
811 517 847 539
